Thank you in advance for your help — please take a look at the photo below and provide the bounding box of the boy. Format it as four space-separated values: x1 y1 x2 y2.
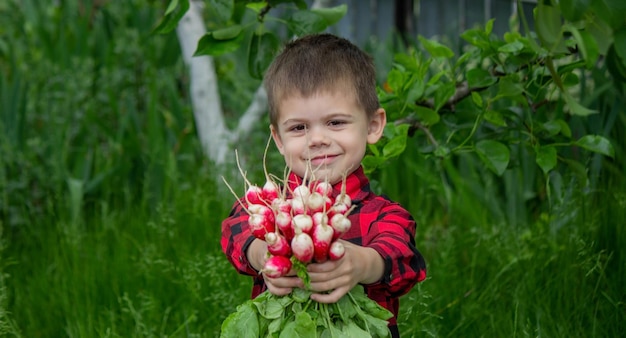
221 33 426 337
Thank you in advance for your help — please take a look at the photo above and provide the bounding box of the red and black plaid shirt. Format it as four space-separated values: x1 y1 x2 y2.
221 166 427 331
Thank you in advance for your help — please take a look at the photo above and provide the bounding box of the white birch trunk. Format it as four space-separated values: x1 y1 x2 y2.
176 0 232 165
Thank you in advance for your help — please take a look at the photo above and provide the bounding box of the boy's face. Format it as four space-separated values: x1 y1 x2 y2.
270 88 386 185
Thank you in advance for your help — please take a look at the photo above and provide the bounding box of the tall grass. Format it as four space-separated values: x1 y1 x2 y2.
1 1 624 337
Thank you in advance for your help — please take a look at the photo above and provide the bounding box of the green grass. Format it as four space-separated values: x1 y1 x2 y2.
2 158 624 337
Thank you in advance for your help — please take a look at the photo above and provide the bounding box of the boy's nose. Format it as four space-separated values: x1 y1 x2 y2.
307 126 330 147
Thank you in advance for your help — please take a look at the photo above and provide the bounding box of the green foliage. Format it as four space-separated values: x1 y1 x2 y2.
221 286 393 337
158 0 347 79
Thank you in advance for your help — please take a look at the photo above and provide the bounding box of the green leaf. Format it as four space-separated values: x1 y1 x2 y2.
248 31 280 79
471 92 483 108
287 10 328 36
385 68 404 93
461 28 491 50
535 2 564 51
415 106 440 126
466 68 496 88
536 146 557 174
498 40 525 54
613 26 626 70
475 140 510 176
484 109 507 127
419 36 454 58
563 23 599 69
220 302 260 338
497 76 524 98
485 18 495 35
559 0 591 22
246 2 267 13
433 81 456 111
362 155 387 173
586 16 613 55
212 24 243 40
382 125 408 158
562 91 597 116
153 0 189 35
208 0 234 19
194 32 243 56
311 4 348 26
575 135 615 158
279 312 316 338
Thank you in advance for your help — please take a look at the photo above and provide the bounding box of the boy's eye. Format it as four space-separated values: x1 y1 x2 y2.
329 120 346 126
289 124 306 132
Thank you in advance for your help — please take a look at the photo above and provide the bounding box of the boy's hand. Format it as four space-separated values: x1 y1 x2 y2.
247 238 303 296
306 240 384 303
263 270 303 296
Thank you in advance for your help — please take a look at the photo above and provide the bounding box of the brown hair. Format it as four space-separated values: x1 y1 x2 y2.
263 33 380 127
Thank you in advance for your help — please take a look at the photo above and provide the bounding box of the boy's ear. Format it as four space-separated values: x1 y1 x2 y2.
366 108 386 144
270 125 285 155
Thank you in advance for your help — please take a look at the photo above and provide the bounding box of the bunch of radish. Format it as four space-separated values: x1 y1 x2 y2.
224 149 354 281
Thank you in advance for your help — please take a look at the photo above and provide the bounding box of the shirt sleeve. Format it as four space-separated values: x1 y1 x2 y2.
220 200 259 276
361 203 427 298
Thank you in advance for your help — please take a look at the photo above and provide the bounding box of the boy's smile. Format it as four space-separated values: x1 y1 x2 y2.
271 88 386 185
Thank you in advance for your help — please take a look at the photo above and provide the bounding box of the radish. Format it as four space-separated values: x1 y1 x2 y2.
314 181 333 197
293 184 311 200
334 193 351 209
291 197 307 215
328 203 349 218
272 198 292 214
291 232 314 263
328 241 345 261
262 180 279 202
262 255 292 278
311 212 328 227
248 213 275 239
329 213 351 240
245 185 265 205
292 214 313 234
275 210 294 240
265 232 291 257
312 223 334 263
306 191 326 213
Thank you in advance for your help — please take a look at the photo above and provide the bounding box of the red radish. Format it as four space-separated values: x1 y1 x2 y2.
248 213 275 239
262 180 279 201
293 184 310 199
291 232 314 263
328 203 349 218
311 212 328 227
291 197 306 215
248 204 275 226
334 193 352 209
306 191 327 213
275 211 294 241
262 255 292 278
292 214 313 234
272 198 292 213
265 232 291 257
329 213 351 240
314 181 333 197
312 223 334 263
328 241 345 260
245 185 265 205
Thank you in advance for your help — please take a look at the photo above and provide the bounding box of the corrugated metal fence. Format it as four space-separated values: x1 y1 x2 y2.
322 0 538 48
